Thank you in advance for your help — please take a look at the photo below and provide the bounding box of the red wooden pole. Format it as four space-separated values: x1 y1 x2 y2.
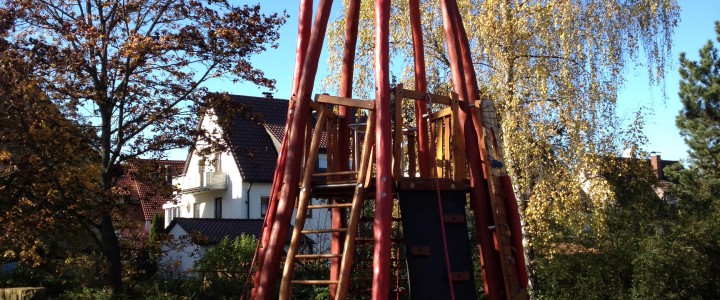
450 1 488 179
450 0 528 293
438 0 504 299
371 0 393 298
254 0 334 298
251 0 312 297
331 1 360 298
408 0 431 177
501 175 529 289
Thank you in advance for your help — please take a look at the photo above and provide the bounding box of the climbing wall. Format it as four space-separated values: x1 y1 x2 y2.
397 189 478 299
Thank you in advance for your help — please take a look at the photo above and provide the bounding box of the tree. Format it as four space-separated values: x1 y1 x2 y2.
324 0 678 293
194 235 257 280
646 20 720 298
676 21 720 182
1 0 285 292
0 24 101 269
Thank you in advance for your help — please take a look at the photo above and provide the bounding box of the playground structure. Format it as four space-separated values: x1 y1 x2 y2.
248 0 529 299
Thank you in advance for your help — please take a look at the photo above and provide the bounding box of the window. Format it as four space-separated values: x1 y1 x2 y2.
261 196 269 217
214 197 222 218
193 203 201 218
317 154 328 171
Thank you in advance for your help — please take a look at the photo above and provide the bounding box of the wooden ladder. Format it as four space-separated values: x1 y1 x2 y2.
474 100 527 300
279 95 376 300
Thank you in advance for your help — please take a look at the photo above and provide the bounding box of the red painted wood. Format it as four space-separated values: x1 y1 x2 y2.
437 0 504 299
501 175 529 290
408 0 431 177
450 1 488 179
254 0 335 298
330 1 360 298
371 0 393 298
251 0 312 297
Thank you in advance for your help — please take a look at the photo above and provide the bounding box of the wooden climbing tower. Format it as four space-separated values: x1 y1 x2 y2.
247 0 529 299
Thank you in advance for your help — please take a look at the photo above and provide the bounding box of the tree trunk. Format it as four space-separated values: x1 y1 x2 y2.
100 213 123 294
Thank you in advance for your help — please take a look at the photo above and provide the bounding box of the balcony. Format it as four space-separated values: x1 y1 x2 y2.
180 171 227 194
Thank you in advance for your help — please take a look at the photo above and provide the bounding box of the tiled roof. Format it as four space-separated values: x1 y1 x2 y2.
116 160 185 221
217 95 331 182
167 218 313 245
218 95 289 183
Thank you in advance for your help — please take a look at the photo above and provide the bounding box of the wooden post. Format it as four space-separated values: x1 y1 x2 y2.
408 0 431 177
254 0 335 298
450 92 466 182
331 2 360 296
372 0 393 298
393 83 405 179
437 0 504 298
252 0 313 297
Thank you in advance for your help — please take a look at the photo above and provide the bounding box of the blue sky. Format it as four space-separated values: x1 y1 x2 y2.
189 0 720 162
616 0 719 161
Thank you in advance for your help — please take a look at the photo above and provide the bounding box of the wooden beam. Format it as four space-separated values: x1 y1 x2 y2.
316 94 375 110
430 107 453 121
399 88 452 105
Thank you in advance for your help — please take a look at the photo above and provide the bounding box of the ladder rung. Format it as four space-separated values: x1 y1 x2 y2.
295 253 343 259
291 280 339 285
312 183 358 189
307 203 353 209
302 228 348 234
313 171 359 177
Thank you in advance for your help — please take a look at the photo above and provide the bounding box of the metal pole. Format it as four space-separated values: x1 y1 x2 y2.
371 0 393 298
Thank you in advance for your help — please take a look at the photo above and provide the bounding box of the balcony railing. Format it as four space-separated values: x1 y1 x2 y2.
180 172 227 194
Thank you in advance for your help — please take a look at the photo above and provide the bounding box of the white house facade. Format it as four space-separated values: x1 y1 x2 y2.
161 95 331 276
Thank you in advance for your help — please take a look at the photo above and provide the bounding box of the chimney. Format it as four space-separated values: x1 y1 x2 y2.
262 92 273 99
165 165 173 184
650 155 662 180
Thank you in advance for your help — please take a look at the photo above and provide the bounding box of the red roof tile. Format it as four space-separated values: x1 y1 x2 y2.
116 159 185 221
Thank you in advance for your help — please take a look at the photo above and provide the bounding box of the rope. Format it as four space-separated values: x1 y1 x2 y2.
426 94 456 300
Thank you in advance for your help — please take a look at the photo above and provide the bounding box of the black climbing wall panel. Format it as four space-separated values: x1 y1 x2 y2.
397 190 478 300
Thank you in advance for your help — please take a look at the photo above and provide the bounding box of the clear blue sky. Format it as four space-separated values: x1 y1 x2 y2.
617 0 719 161
189 0 720 162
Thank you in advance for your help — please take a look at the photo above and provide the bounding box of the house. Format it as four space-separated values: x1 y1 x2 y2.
160 218 313 278
161 94 331 274
650 154 679 201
